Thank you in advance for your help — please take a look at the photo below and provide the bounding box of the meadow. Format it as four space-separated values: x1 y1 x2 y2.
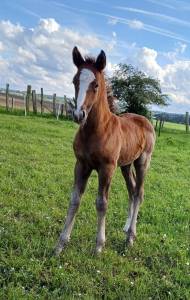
0 110 189 299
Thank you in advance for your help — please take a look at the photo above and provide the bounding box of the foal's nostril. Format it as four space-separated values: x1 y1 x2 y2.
82 110 85 119
79 110 86 122
73 109 86 123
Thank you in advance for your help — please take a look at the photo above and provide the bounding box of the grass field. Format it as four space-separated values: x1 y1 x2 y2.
0 110 189 299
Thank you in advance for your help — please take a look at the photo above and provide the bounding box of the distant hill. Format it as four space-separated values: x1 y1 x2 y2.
0 88 70 103
153 111 187 124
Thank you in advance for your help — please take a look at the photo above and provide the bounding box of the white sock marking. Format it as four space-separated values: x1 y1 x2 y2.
123 217 131 232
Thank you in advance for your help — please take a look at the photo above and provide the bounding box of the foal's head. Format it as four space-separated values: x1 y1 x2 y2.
72 46 106 125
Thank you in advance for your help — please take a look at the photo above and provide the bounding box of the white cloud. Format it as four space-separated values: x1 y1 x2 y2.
115 6 190 28
129 20 144 30
33 34 48 47
18 47 37 63
147 0 190 11
165 42 187 61
108 17 118 25
0 57 9 72
123 43 190 106
39 18 60 33
180 43 187 54
146 0 176 10
106 61 117 76
0 18 115 96
51 2 189 43
0 41 4 51
103 11 189 43
0 18 190 111
0 20 23 38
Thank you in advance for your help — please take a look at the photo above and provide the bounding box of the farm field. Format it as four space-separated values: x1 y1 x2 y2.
0 111 189 299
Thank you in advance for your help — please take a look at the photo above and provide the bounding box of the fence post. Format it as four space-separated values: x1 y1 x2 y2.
56 103 61 120
149 111 153 124
26 85 31 114
60 103 64 117
155 119 158 131
40 88 44 114
11 97 14 110
53 93 56 116
6 83 9 111
32 90 37 114
185 112 189 133
158 118 162 137
65 101 68 118
24 94 26 116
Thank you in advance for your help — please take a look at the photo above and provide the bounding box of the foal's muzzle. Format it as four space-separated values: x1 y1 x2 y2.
73 109 87 124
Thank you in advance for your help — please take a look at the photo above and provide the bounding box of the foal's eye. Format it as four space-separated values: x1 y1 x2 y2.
93 83 99 92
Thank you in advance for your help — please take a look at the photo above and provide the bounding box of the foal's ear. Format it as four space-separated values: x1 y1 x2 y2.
95 50 106 71
72 46 85 68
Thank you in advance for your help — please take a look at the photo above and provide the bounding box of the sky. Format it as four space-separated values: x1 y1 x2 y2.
0 0 190 113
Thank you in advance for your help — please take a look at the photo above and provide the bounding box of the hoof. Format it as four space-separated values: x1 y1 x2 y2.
123 227 129 233
54 244 64 256
94 241 105 255
126 230 136 247
94 246 103 255
126 236 134 247
54 239 68 256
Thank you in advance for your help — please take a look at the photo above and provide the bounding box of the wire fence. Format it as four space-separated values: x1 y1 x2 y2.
0 84 75 120
0 83 189 134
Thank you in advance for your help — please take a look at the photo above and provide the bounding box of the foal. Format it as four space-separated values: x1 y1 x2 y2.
55 47 155 255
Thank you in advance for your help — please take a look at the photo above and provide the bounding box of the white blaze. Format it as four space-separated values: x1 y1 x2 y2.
76 69 95 113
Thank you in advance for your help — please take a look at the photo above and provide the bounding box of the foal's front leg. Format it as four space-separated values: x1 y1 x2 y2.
95 164 115 254
55 161 91 255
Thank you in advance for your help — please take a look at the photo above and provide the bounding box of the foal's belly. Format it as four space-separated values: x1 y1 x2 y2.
75 142 142 169
77 149 119 169
117 149 142 166
117 138 145 166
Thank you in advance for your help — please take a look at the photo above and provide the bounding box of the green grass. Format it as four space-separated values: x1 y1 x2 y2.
154 121 186 132
0 112 189 299
163 121 186 131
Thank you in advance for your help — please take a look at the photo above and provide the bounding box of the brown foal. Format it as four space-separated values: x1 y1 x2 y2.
55 47 155 255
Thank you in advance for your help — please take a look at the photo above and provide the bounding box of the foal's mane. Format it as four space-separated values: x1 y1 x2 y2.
84 55 116 113
84 56 96 65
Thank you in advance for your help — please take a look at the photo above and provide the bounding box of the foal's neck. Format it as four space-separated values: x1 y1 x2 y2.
84 72 111 132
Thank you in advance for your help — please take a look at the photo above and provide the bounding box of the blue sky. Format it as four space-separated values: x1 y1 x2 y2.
0 0 190 113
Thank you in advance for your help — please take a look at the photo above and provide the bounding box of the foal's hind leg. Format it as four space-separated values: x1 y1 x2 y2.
120 164 136 233
126 153 151 246
55 160 91 255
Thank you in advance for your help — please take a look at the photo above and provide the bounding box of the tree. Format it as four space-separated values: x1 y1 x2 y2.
110 64 169 117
